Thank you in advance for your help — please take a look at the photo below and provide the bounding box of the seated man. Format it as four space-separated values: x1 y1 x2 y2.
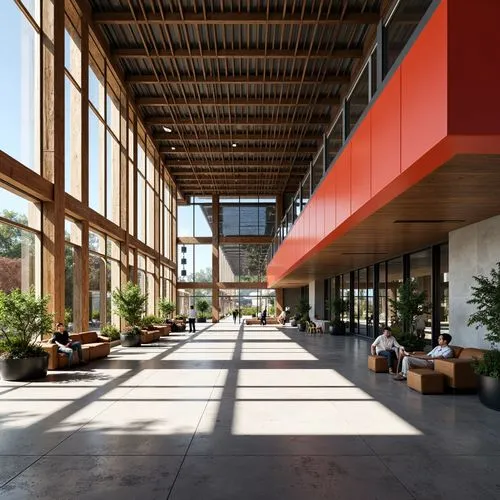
371 326 403 374
278 310 286 325
394 333 454 381
51 322 85 368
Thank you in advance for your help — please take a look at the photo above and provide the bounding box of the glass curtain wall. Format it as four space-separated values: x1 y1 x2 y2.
328 243 448 344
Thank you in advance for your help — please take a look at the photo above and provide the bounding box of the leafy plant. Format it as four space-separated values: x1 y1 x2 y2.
100 324 120 341
472 350 500 379
467 263 500 346
141 315 161 329
0 288 53 359
158 299 176 320
389 280 428 335
112 282 147 336
296 298 311 322
91 310 100 321
196 299 210 319
467 263 500 379
64 307 73 325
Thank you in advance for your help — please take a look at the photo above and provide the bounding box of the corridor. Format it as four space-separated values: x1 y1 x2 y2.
1 320 500 499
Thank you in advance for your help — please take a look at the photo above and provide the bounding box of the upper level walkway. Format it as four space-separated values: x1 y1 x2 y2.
1 319 499 499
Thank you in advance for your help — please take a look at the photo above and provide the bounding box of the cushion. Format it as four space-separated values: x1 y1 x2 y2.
407 368 445 394
70 333 83 343
80 331 98 344
368 355 388 373
449 345 463 358
458 348 486 360
86 343 110 360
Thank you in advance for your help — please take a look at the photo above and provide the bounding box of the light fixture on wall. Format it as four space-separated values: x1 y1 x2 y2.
180 246 187 278
163 126 172 133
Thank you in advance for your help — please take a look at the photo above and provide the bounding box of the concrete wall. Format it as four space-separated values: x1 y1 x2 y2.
449 214 500 349
284 288 302 316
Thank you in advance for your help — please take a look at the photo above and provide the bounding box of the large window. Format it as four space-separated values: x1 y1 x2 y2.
219 197 275 236
0 186 40 293
89 230 106 330
410 249 432 342
178 244 212 283
65 218 82 332
64 21 82 199
220 245 268 282
0 1 40 172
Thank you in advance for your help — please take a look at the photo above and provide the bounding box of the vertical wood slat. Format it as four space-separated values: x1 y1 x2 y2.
42 0 66 323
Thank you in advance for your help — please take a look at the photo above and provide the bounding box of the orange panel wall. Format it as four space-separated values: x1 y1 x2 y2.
400 0 448 171
267 0 500 287
371 68 401 194
447 0 500 135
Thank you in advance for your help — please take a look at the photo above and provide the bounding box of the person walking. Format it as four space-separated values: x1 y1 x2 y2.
188 305 197 333
232 309 237 324
260 308 267 326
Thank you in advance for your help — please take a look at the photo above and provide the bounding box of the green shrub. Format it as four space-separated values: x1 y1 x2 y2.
0 287 53 360
100 324 120 341
472 350 500 379
112 282 147 329
158 299 175 320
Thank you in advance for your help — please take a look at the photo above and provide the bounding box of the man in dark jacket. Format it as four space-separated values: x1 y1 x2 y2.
51 322 85 368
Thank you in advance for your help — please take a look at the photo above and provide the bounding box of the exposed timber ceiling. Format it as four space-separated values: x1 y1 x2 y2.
89 0 383 196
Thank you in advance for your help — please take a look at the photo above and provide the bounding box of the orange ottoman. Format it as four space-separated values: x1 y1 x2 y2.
407 368 445 394
368 355 388 373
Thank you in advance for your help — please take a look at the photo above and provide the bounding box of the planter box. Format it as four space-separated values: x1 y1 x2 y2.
0 354 48 381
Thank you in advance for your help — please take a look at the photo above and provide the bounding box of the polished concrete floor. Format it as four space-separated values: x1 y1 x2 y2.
1 320 499 499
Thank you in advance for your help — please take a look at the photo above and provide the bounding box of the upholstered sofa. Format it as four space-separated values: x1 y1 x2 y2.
41 331 111 370
433 346 487 390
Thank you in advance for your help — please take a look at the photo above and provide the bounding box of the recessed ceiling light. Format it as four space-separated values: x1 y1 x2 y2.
232 143 237 147
163 126 172 133
171 146 176 150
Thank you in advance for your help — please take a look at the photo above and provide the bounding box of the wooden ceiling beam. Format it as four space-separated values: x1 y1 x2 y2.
173 172 304 177
114 47 363 60
154 132 320 141
137 96 339 107
126 73 350 85
94 11 379 25
161 146 316 154
145 116 330 126
168 162 309 168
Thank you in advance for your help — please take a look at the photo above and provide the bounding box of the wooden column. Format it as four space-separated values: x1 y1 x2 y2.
211 195 220 322
119 95 129 298
42 0 65 322
79 14 89 332
80 220 89 330
275 288 284 316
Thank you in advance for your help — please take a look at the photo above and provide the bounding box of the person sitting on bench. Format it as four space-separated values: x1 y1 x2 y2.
51 322 85 368
371 326 403 374
394 333 454 381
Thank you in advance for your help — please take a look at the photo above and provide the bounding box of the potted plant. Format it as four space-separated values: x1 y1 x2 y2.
389 280 428 352
296 299 311 332
331 297 347 335
467 262 500 411
112 282 147 347
158 299 176 322
0 288 53 381
196 299 210 323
